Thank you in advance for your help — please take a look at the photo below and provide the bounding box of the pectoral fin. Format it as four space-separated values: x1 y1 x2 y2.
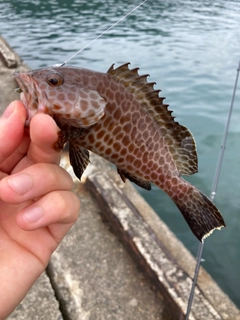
69 141 90 180
57 89 106 128
117 168 151 190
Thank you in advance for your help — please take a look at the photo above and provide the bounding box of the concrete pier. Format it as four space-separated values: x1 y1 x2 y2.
1 35 240 320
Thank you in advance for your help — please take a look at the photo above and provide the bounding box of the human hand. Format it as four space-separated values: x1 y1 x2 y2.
0 101 80 318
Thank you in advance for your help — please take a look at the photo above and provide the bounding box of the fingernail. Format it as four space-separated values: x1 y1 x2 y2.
7 174 33 195
22 206 43 223
2 101 16 119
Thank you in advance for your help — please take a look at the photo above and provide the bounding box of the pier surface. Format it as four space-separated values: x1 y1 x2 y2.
1 35 240 320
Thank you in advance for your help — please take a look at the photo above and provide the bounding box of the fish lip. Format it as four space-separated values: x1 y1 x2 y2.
14 71 29 94
13 72 32 123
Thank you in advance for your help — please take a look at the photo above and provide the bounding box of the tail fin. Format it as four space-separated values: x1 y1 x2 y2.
173 182 225 241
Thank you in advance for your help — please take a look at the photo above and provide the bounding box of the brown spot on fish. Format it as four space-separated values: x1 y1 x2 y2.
122 135 131 146
103 76 109 88
143 130 149 141
80 99 89 111
171 177 178 186
92 100 101 110
67 92 77 100
113 107 122 120
115 91 121 103
79 90 88 99
126 154 134 163
88 134 95 143
151 172 158 181
123 123 131 132
53 104 61 110
96 130 105 140
57 93 65 101
105 148 112 156
113 142 121 152
90 76 98 87
49 91 57 97
133 159 141 167
128 143 135 153
121 148 128 156
103 134 110 144
95 141 101 149
106 88 114 100
145 168 151 176
118 157 124 164
99 145 105 153
39 83 47 90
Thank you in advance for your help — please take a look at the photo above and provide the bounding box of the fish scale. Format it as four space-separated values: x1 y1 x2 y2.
14 63 225 241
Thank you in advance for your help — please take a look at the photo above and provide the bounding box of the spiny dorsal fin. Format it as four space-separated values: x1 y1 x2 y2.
107 63 198 175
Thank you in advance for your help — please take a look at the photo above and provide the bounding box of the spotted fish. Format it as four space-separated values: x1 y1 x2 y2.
14 63 225 241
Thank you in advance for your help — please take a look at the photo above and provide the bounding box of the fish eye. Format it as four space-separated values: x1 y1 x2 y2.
46 74 63 87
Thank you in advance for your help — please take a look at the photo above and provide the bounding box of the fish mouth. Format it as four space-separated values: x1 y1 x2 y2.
14 72 29 104
13 71 33 125
14 71 29 94
15 87 28 109
14 87 28 110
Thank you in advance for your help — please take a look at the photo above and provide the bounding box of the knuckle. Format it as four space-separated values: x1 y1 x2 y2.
52 191 80 224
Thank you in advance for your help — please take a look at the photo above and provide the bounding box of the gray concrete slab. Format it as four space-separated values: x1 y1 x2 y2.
0 35 29 112
7 272 63 320
47 178 172 320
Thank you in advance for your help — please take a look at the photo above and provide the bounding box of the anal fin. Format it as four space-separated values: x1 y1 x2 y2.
69 141 90 180
117 168 151 191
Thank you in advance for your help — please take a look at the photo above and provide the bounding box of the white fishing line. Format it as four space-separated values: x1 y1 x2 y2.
53 0 148 67
185 59 240 320
52 0 237 317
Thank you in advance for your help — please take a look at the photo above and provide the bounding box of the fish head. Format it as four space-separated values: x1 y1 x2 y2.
14 67 106 127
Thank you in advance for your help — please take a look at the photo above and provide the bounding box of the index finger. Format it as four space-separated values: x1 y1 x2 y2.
0 101 26 165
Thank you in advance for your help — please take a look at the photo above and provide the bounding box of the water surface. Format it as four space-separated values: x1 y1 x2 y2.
1 0 240 307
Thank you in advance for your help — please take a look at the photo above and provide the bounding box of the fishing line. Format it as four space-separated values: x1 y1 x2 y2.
185 59 240 320
52 0 239 316
53 0 148 67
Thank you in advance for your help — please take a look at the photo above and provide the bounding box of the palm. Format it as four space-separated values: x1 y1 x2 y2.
0 111 61 264
0 197 56 268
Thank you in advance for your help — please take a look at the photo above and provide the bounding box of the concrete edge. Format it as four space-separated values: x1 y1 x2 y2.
0 35 21 68
81 153 240 320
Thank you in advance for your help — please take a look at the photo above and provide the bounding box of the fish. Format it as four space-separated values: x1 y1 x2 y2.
14 63 225 241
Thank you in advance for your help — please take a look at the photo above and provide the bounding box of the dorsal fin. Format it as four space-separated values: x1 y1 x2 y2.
107 63 198 175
